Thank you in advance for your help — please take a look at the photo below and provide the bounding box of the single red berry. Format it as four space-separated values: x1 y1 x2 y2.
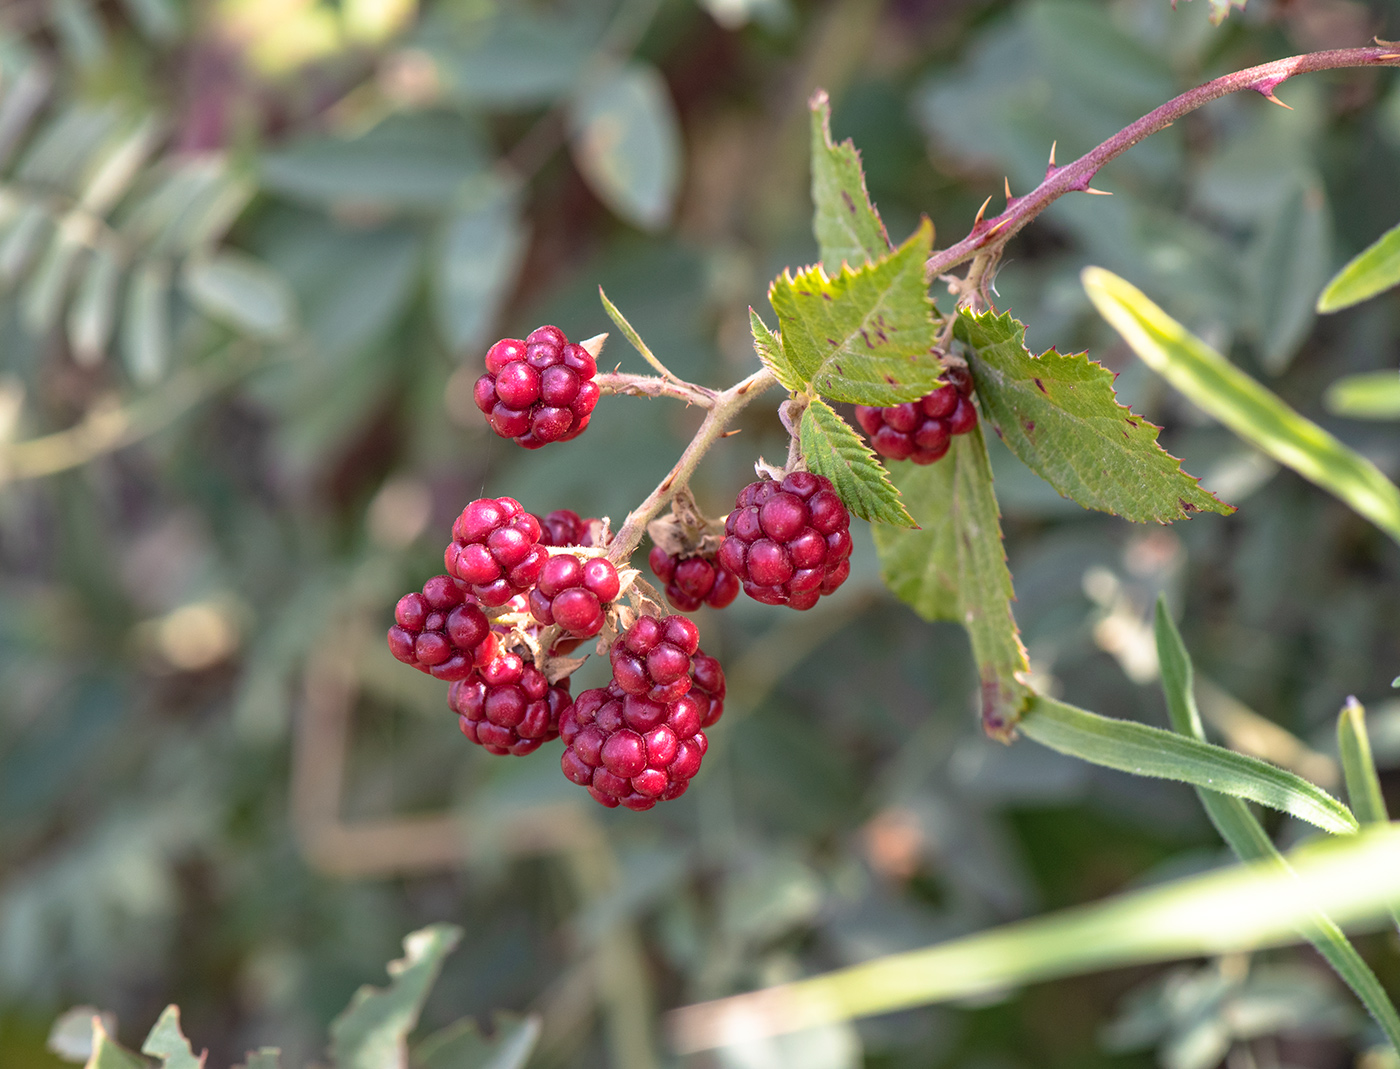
476 326 599 448
445 497 547 606
450 658 572 756
529 553 620 638
647 545 740 612
855 372 977 465
718 471 852 609
387 575 494 680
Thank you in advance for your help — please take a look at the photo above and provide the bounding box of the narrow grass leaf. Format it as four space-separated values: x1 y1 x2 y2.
1018 694 1358 835
1324 371 1400 421
1339 698 1389 826
600 287 673 380
1317 218 1400 312
667 825 1400 1053
1083 267 1400 546
799 398 914 527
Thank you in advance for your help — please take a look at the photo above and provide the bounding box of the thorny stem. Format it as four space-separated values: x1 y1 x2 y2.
594 371 717 407
606 366 779 567
925 45 1400 290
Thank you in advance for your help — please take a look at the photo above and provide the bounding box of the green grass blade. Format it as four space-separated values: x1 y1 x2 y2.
1018 694 1359 836
1082 266 1400 547
1317 218 1400 313
598 286 679 382
667 826 1400 1053
1155 597 1400 1052
1339 697 1390 826
1324 371 1400 421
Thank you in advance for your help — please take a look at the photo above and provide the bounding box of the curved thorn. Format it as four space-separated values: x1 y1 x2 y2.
1004 176 1013 201
1084 186 1113 196
974 194 993 226
1264 92 1294 110
1048 140 1057 166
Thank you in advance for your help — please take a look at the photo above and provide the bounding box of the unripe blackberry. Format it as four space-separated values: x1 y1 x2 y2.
449 655 572 756
528 554 621 638
445 496 548 607
690 650 726 728
718 471 853 610
854 371 977 465
387 575 493 680
473 326 600 449
559 682 710 810
534 508 601 547
609 613 700 703
648 546 740 612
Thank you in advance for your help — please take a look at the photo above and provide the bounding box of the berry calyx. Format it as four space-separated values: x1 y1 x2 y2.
387 575 493 680
528 553 621 638
445 497 548 607
718 471 853 610
854 369 978 465
473 326 600 449
449 656 572 756
609 613 700 703
648 545 740 612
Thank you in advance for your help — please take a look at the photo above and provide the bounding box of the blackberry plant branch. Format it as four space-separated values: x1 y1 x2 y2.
924 45 1400 286
595 371 717 407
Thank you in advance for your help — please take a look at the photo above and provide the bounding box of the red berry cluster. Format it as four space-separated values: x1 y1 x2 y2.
449 654 572 756
387 575 493 680
535 508 601 547
474 326 600 449
528 554 621 638
854 368 977 465
560 615 718 810
718 472 852 610
445 497 548 607
648 546 739 612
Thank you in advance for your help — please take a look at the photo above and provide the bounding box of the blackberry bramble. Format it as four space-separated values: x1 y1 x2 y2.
718 471 853 609
449 651 572 756
445 497 548 607
609 613 700 703
528 554 621 638
474 326 600 448
854 368 978 465
387 575 493 680
648 546 740 612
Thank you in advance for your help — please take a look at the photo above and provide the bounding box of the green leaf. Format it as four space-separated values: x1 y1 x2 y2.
668 824 1400 1053
233 1051 280 1069
569 63 682 231
769 219 942 406
329 923 463 1069
434 180 528 353
749 308 800 392
1018 694 1359 836
872 424 1032 734
600 287 671 378
84 1019 146 1069
141 1006 203 1069
1155 598 1400 1052
1338 698 1389 827
1317 217 1400 313
67 243 120 366
1249 179 1330 373
809 89 890 270
799 398 914 527
121 258 171 384
956 309 1232 522
1083 267 1400 547
412 1013 541 1069
1324 371 1400 421
181 252 297 340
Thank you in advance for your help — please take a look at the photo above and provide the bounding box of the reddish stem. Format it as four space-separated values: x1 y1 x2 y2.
925 45 1400 280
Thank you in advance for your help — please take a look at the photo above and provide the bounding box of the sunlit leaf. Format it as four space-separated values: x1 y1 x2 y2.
1083 267 1400 547
1324 371 1400 421
809 89 890 270
768 220 941 406
956 309 1232 522
749 308 799 392
799 398 914 527
569 63 682 231
1317 217 1400 313
1338 699 1389 827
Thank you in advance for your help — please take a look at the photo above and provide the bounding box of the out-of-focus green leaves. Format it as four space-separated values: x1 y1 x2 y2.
85 1019 146 1069
798 398 913 527
121 259 172 384
569 63 682 231
809 90 890 271
1338 698 1389 827
1324 371 1400 420
1317 217 1400 313
413 1013 541 1069
1083 267 1400 546
328 923 462 1069
140 1006 202 1069
181 251 297 341
956 309 1231 522
434 177 528 354
1248 178 1330 373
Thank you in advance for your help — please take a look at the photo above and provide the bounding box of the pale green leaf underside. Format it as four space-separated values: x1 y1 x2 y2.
1317 217 1400 313
749 307 800 393
1323 371 1400 421
1154 599 1400 1049
1018 694 1359 836
769 219 942 407
957 309 1231 522
141 1006 203 1069
799 398 914 527
809 89 890 270
1083 267 1400 547
871 425 1031 732
668 825 1400 1053
329 923 463 1069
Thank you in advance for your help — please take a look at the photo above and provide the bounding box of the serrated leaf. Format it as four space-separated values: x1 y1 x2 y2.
749 308 800 392
412 1013 541 1069
1323 371 1400 420
84 1019 146 1069
141 1006 203 1069
799 398 914 527
809 89 890 270
769 219 941 406
1084 266 1400 547
871 425 1031 734
956 309 1232 523
181 251 296 340
1317 217 1400 313
329 923 463 1069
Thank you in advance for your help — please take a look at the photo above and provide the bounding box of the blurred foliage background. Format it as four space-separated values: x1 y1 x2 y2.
1 0 1399 1066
